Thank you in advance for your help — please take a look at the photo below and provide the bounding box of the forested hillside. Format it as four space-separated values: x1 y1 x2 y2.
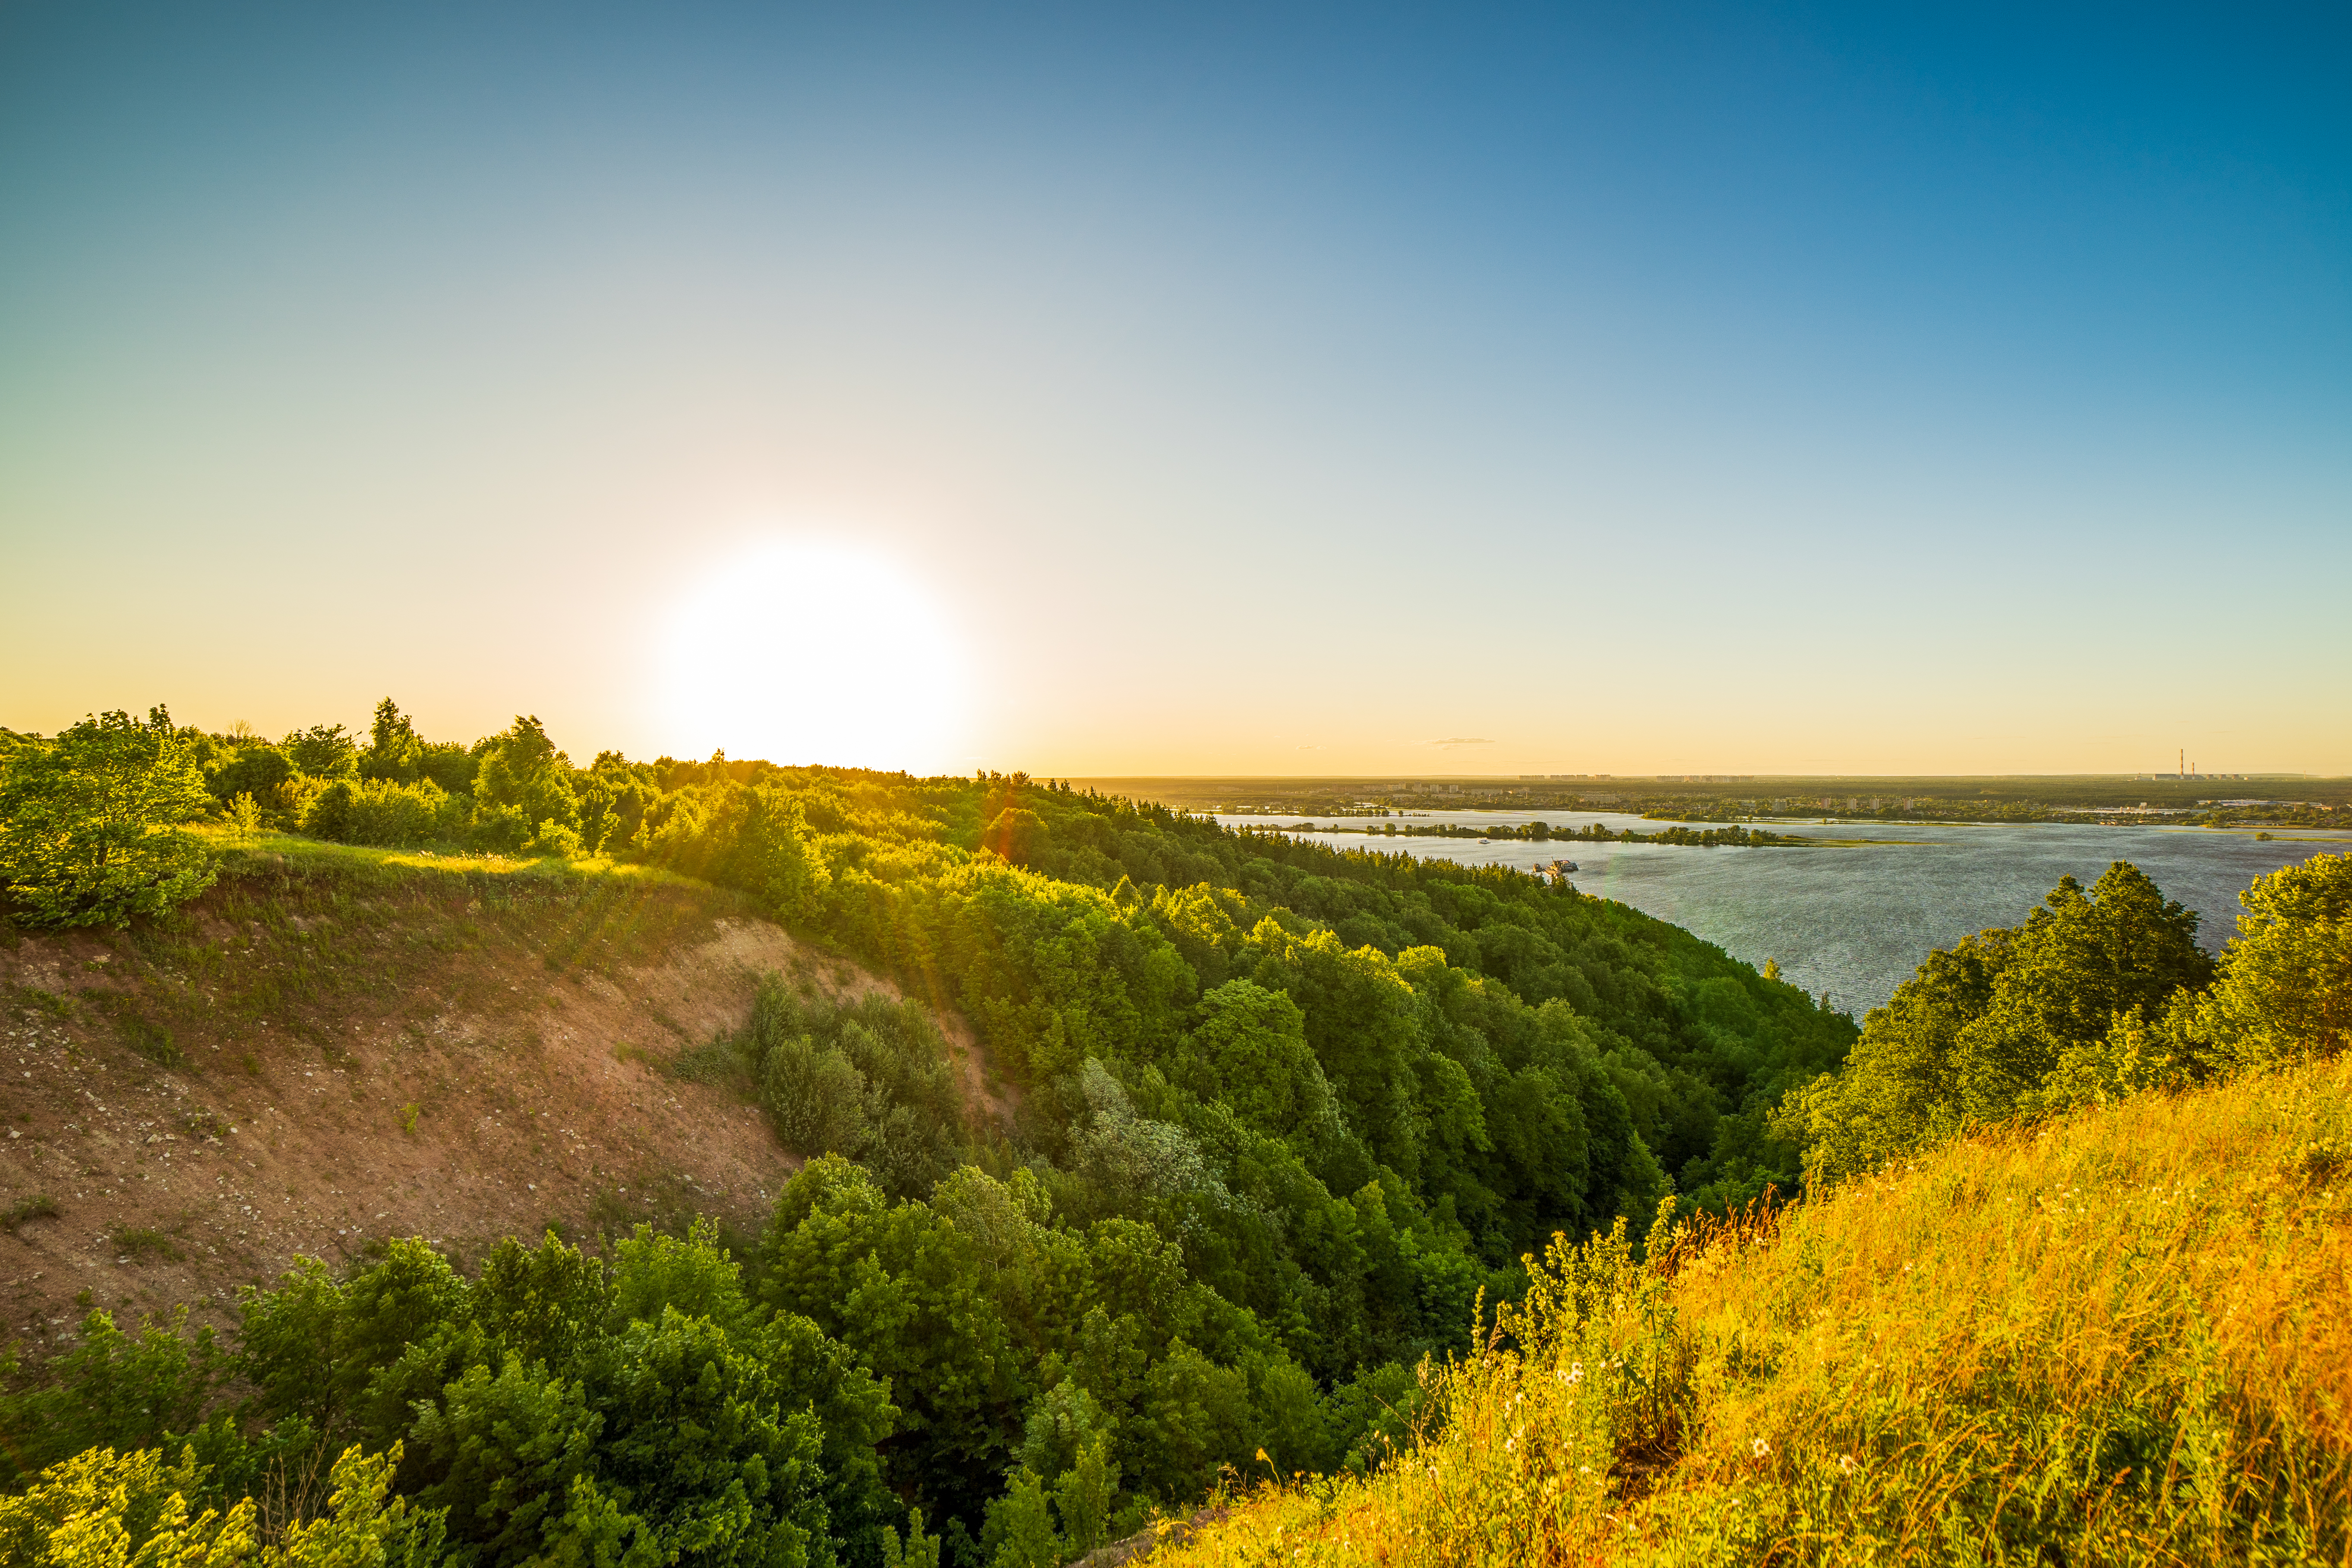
1140 851 2352 1567
0 704 1854 1567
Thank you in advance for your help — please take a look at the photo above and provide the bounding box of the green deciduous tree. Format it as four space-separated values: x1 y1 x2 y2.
878 1507 941 1568
0 1309 226 1485
407 1356 600 1565
1130 1339 1256 1503
2173 851 2352 1071
283 723 360 779
1178 980 1337 1138
1784 862 2214 1182
1049 1434 1118 1557
207 744 297 811
361 698 427 784
215 1223 881 1568
980 1469 1060 1568
0 1442 442 1568
473 716 579 840
0 708 217 928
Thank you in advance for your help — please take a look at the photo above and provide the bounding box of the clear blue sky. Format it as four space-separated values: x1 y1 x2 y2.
3 2 2345 774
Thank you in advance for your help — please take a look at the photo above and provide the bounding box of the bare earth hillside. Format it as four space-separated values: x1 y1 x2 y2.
0 846 997 1358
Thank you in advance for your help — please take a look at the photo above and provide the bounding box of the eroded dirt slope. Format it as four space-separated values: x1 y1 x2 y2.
0 853 997 1358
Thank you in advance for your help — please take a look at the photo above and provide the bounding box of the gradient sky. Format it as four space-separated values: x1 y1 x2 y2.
3 2 2346 776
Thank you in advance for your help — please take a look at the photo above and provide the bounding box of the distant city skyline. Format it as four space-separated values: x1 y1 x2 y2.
3 3 2346 774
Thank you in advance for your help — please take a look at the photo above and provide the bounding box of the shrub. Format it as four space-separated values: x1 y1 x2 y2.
300 778 451 848
301 779 358 842
224 792 264 838
432 787 473 840
352 780 446 846
2024 1003 2199 1114
0 1307 224 1483
763 1034 870 1157
739 982 963 1199
268 774 332 831
205 743 297 808
469 803 531 854
113 1226 183 1262
523 819 583 858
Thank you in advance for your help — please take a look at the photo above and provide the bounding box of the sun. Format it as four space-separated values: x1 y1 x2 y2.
662 539 968 773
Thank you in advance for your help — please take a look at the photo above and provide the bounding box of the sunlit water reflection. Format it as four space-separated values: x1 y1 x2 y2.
1208 810 2352 1015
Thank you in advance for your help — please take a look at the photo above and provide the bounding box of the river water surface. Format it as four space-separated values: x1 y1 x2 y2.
1209 811 2352 1016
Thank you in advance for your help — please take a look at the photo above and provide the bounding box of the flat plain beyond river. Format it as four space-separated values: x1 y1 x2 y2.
1211 810 2352 1013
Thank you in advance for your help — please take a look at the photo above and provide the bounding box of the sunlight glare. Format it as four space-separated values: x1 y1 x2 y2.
663 539 967 773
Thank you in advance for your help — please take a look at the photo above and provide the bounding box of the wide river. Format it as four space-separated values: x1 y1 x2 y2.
1209 810 2352 1016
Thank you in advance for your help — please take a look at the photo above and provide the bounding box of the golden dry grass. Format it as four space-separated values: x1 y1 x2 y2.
1152 1056 2352 1567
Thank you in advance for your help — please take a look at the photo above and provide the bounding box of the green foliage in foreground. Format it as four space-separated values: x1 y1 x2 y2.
5 1223 893 1567
0 1442 444 1568
0 707 215 928
0 1186 1416 1568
